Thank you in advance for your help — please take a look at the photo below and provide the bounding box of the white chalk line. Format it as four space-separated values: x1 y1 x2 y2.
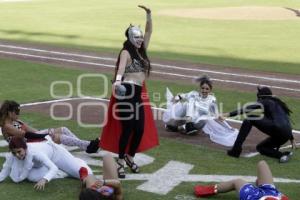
0 50 115 68
0 43 299 84
0 44 116 61
153 63 300 84
2 99 300 194
98 161 300 194
20 96 109 107
152 70 300 92
123 174 300 184
1 50 300 93
20 97 300 135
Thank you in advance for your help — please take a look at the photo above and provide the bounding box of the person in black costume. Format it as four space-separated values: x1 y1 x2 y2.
222 86 296 163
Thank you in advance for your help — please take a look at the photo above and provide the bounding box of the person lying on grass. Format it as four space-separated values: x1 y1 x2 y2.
0 136 92 190
194 160 289 200
79 154 123 200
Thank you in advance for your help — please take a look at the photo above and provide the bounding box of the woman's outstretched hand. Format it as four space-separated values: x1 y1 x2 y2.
218 113 229 121
138 5 151 14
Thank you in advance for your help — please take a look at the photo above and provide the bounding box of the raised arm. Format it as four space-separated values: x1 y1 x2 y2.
138 5 152 49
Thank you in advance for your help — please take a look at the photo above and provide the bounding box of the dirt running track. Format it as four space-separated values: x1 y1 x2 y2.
1 40 299 155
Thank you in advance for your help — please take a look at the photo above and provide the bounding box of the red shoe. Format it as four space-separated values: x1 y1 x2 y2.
281 194 289 200
194 185 217 197
79 167 88 181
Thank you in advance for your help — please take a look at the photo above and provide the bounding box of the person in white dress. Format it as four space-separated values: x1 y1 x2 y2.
0 136 92 190
163 75 237 146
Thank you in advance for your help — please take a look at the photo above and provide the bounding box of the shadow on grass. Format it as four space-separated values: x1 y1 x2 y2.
285 7 300 17
0 29 79 39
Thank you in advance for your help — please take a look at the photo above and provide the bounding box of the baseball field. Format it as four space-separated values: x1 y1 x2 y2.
0 0 299 200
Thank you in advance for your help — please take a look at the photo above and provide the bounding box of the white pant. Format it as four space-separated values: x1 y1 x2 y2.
27 140 92 181
163 97 207 128
27 157 91 182
163 88 237 146
163 101 188 126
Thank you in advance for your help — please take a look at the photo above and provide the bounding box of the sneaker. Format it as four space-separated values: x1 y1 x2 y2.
227 147 242 158
185 122 198 135
165 124 178 132
279 155 291 163
86 138 100 154
279 151 293 163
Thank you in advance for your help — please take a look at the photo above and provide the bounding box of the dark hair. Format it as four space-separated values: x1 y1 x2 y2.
113 28 151 81
79 188 113 200
257 86 292 116
9 136 27 150
0 100 20 126
257 86 272 98
196 75 213 89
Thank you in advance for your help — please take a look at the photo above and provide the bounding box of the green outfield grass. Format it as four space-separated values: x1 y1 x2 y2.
0 58 299 130
0 1 300 198
0 113 299 200
0 0 300 74
0 58 299 199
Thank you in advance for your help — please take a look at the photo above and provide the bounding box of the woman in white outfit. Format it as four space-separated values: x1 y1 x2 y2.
0 137 92 190
163 75 237 146
163 76 218 133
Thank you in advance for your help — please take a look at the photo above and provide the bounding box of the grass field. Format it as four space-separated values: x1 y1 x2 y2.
1 59 299 130
0 0 300 74
0 58 299 200
0 0 300 199
0 113 300 200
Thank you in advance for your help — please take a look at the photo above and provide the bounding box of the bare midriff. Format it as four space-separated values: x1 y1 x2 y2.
123 72 145 86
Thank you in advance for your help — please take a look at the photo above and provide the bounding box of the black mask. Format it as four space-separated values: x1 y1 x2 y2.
257 86 272 99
